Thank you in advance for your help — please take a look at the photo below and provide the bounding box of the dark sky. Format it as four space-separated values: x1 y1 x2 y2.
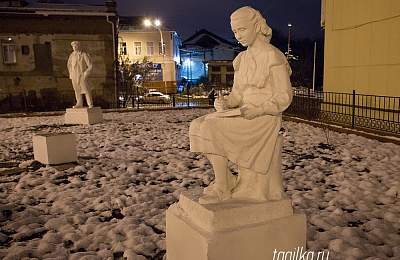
35 0 325 41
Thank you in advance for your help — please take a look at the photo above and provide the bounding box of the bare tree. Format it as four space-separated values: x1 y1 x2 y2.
118 56 154 108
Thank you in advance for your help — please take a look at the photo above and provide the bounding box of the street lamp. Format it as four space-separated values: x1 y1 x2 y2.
144 19 168 95
287 23 292 61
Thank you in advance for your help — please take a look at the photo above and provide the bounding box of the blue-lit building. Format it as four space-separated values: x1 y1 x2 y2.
180 29 240 87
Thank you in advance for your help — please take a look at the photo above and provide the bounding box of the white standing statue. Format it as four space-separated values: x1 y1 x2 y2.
67 41 94 108
189 6 293 204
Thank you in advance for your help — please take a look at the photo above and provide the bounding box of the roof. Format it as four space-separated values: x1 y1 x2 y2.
118 16 176 32
0 0 115 14
36 0 64 3
182 29 238 49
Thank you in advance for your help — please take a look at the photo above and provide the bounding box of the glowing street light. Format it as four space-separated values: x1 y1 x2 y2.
144 19 152 26
286 23 292 61
144 19 167 95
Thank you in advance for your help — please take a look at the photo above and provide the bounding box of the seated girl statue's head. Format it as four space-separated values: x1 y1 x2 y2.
230 6 272 47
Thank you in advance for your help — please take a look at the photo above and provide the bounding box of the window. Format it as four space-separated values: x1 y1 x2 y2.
211 74 221 84
120 42 127 55
134 42 141 56
21 45 29 55
33 43 53 75
158 41 165 55
226 74 234 85
2 40 16 64
211 66 221 72
226 66 234 72
146 42 154 56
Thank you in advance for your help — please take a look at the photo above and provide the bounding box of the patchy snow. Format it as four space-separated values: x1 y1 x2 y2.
0 108 399 260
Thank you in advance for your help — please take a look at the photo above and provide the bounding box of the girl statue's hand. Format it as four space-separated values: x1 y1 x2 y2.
240 104 263 120
214 97 226 112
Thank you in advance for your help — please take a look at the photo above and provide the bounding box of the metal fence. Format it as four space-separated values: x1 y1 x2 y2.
120 84 231 110
285 88 400 135
0 90 116 114
1 87 399 136
0 87 220 113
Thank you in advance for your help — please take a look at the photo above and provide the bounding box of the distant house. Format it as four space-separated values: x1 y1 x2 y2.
322 0 400 97
118 16 182 94
180 29 239 87
0 0 118 110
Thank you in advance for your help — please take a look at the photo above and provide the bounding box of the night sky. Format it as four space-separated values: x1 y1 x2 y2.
31 0 324 41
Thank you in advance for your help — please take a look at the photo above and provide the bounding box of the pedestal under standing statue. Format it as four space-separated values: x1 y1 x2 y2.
65 41 102 125
166 7 306 260
67 41 93 108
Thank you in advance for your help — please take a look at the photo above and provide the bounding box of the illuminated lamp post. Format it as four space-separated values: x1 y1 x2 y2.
144 19 168 95
286 23 292 61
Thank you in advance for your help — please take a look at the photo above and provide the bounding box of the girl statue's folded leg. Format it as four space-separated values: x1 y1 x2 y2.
267 135 285 200
199 154 235 204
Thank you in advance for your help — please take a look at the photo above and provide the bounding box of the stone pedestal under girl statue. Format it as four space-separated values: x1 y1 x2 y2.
166 6 306 260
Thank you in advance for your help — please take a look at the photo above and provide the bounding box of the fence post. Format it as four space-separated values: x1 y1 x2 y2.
22 89 28 112
187 85 190 107
8 93 12 111
173 94 176 107
307 87 311 119
352 90 356 129
136 86 140 110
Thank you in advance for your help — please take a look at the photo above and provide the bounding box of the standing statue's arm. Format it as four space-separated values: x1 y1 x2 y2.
83 53 93 78
67 55 72 77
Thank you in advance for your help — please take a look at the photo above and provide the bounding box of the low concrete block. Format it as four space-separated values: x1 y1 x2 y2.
166 189 307 260
65 107 103 125
33 133 78 165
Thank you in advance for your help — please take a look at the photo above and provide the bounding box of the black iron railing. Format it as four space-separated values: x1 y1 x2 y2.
1 87 399 135
285 88 400 135
0 90 116 113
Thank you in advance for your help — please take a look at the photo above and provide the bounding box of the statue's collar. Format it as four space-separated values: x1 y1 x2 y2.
246 43 271 57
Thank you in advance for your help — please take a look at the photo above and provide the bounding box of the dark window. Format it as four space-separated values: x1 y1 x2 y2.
211 66 221 72
21 45 29 55
211 74 221 84
226 66 234 72
120 42 127 55
158 41 165 55
226 74 234 85
33 43 53 75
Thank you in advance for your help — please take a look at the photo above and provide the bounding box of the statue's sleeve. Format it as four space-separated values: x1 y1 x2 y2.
225 53 243 108
259 51 293 115
67 54 72 73
83 53 93 77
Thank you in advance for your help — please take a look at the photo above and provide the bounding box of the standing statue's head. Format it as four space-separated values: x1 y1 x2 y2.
71 41 81 52
230 6 272 47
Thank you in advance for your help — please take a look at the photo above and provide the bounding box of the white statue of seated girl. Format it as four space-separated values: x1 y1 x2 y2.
189 6 293 204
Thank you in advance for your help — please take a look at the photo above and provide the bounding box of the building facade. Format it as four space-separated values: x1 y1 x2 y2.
0 0 118 109
118 16 181 94
322 0 400 97
180 29 239 87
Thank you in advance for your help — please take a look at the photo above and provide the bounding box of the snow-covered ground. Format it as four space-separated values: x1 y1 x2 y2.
0 108 399 260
